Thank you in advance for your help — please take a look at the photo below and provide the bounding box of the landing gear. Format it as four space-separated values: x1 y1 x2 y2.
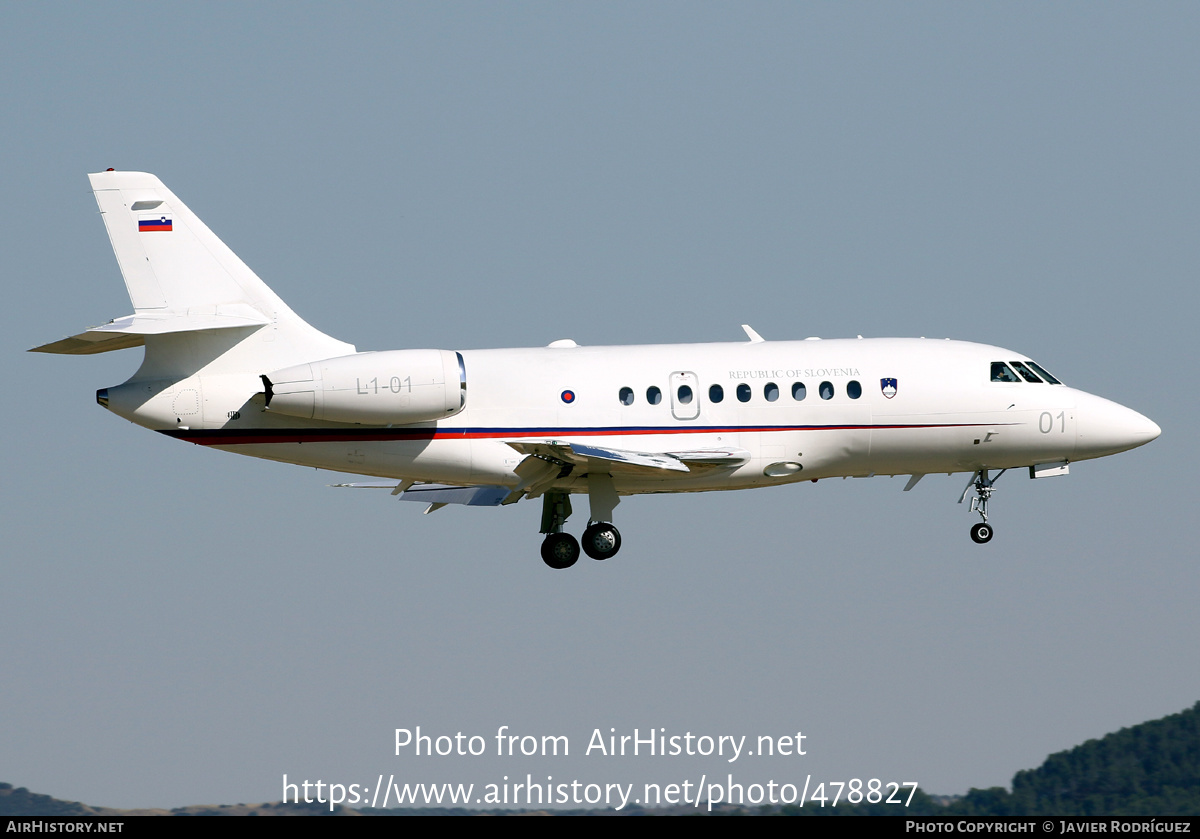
970 522 993 544
537 489 623 568
582 522 622 560
541 532 580 569
958 468 1006 544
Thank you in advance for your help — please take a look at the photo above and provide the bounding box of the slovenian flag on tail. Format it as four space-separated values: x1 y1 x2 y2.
138 215 172 232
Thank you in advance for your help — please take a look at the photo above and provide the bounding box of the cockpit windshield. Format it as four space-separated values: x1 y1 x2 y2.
991 360 1063 384
1025 361 1062 384
1010 361 1043 383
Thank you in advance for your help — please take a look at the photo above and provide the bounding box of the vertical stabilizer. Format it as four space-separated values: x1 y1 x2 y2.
85 170 353 377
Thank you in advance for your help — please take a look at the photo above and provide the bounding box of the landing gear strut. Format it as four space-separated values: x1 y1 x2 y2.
959 468 1006 544
539 491 578 569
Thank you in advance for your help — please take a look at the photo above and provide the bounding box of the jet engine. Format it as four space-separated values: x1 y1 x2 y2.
262 349 465 425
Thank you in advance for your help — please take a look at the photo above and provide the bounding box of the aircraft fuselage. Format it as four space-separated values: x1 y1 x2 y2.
101 337 1156 497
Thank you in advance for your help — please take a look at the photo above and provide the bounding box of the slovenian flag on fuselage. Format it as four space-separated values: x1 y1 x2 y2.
138 215 172 232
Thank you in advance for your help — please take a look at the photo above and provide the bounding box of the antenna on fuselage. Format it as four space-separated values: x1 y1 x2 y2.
741 324 765 343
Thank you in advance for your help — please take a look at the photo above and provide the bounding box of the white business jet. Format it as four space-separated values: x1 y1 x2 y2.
33 171 1161 568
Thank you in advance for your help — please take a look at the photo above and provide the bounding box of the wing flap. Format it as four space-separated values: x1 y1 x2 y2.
506 440 689 474
506 441 750 474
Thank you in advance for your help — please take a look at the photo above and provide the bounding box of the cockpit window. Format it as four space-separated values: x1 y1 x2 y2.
1009 361 1043 383
991 362 1020 383
1025 361 1062 385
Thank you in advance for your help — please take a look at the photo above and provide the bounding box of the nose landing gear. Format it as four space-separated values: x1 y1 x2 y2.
959 469 1006 544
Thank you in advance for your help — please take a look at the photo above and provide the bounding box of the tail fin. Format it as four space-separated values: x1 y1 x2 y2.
31 171 353 376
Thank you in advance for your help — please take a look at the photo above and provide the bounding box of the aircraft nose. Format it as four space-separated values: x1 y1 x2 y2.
1075 392 1161 459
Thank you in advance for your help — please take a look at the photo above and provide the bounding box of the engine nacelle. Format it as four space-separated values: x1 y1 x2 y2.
263 349 465 425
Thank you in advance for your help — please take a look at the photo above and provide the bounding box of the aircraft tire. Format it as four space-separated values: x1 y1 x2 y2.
970 522 993 544
582 523 621 561
541 533 580 569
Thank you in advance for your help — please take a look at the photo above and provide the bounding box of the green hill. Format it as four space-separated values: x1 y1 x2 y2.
0 784 97 817
944 701 1200 817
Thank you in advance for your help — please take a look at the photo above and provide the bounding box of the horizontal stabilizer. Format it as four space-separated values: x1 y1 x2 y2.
30 305 271 355
30 330 145 356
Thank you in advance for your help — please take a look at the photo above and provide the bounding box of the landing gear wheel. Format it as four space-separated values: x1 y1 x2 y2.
541 533 580 569
582 523 622 560
970 522 993 544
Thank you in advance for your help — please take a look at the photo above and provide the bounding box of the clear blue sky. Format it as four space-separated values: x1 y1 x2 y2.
3 2 1195 809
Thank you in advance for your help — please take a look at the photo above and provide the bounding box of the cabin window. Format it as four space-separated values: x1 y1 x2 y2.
1010 361 1043 383
646 386 662 405
847 380 862 399
819 381 834 400
737 383 752 403
1026 361 1062 385
792 382 807 401
990 362 1020 383
619 387 634 406
677 384 693 405
709 384 724 403
764 382 779 402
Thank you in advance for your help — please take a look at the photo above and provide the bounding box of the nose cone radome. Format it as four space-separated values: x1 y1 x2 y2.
1075 393 1161 460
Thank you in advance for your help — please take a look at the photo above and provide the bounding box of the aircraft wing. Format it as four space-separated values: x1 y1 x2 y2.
330 442 751 510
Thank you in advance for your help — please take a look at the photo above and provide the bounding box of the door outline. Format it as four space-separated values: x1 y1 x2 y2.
669 371 700 421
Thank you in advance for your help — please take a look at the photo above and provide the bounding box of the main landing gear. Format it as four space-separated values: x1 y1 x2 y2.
538 489 623 569
959 468 1006 544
